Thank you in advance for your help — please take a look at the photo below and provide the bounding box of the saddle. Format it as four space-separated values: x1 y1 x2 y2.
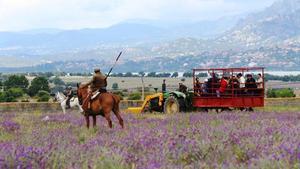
90 88 107 100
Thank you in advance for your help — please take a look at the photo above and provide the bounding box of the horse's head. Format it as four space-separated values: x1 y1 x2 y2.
77 83 88 105
55 92 65 103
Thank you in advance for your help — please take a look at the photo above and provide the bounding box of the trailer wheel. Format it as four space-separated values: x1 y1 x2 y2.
164 96 180 114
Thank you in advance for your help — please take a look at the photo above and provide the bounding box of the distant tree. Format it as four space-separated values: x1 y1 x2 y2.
181 78 186 82
4 75 29 90
139 71 145 77
147 72 157 77
117 73 124 77
65 82 77 88
111 73 118 77
183 72 193 77
124 72 133 77
50 86 65 95
50 76 65 86
265 74 300 82
28 77 50 96
157 73 171 78
44 72 54 78
112 83 119 90
171 72 179 78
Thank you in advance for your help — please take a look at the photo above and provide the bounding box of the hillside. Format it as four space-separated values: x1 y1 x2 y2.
218 0 300 47
1 0 300 72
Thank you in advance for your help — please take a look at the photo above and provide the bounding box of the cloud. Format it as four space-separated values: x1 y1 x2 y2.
0 0 276 31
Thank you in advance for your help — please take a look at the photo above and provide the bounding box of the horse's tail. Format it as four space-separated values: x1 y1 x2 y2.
111 93 121 105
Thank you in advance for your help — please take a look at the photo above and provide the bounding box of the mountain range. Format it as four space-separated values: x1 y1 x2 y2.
0 0 300 72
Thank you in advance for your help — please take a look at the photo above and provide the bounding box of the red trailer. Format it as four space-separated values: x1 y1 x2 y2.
192 67 265 110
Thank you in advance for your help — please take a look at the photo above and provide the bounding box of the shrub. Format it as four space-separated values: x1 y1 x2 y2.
37 90 50 102
0 88 24 102
6 88 24 98
0 92 5 102
112 91 124 100
112 83 119 90
267 88 296 98
128 93 142 100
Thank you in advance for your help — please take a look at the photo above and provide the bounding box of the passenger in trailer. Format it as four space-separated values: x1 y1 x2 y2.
202 79 208 95
207 73 219 95
245 74 257 96
257 73 263 89
216 75 229 97
228 75 240 95
194 77 201 96
237 73 246 95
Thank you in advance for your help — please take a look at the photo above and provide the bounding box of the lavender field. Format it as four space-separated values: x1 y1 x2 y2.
0 111 300 169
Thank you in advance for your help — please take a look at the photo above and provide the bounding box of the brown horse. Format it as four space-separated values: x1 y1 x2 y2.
77 84 124 129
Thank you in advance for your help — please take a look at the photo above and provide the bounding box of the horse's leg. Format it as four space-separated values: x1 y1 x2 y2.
75 99 84 113
62 105 66 114
85 115 90 129
61 101 67 114
114 112 124 129
92 115 97 128
104 112 113 128
78 103 84 113
113 106 124 129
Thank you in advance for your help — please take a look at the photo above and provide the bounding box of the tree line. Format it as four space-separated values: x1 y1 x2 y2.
265 74 300 82
0 75 50 102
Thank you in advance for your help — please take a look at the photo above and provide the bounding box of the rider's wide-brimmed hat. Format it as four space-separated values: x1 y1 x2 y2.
94 68 101 73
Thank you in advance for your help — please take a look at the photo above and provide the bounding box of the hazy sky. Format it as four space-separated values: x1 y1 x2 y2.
0 0 277 31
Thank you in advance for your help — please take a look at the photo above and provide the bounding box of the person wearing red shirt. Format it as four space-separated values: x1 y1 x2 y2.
216 76 229 97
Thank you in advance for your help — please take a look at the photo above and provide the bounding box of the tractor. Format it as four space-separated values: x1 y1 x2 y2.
127 91 190 114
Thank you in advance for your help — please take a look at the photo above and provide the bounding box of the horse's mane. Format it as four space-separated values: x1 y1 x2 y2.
77 83 88 89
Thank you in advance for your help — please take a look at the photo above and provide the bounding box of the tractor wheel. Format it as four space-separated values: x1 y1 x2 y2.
163 96 180 114
178 98 187 112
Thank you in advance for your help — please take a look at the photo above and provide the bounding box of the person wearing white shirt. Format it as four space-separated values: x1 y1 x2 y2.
237 73 245 88
257 73 263 89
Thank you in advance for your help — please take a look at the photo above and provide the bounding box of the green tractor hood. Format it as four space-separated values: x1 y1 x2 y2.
163 91 186 99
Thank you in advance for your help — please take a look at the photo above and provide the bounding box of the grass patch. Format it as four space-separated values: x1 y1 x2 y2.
258 105 300 112
0 129 14 141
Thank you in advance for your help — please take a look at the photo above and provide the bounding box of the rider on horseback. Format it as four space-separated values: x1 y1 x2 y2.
82 68 107 108
65 86 74 109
